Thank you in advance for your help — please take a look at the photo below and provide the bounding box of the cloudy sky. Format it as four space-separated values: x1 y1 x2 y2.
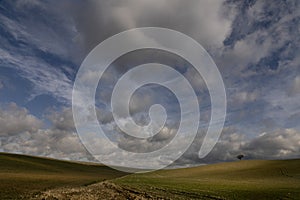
0 0 299 166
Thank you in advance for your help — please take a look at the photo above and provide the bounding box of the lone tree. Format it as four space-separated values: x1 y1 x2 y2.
237 154 244 160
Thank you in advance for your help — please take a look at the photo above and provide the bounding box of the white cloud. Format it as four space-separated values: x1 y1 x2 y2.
1 129 90 161
0 104 91 161
0 103 42 136
242 128 300 159
1 103 299 165
220 0 300 77
177 127 300 164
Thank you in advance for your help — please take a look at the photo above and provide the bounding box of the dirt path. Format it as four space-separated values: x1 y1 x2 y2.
31 181 164 200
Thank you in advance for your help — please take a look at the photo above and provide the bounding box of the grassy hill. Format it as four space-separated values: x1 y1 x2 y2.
0 152 128 199
1 152 300 199
115 159 300 199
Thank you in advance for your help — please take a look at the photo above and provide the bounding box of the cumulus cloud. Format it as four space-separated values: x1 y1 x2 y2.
179 128 300 164
1 129 92 161
116 125 177 153
242 129 300 159
0 103 42 136
0 103 92 161
1 102 299 165
48 108 75 131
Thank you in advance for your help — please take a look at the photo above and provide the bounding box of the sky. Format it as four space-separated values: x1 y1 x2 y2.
0 0 300 167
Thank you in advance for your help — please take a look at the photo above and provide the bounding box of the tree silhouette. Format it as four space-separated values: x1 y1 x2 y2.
237 154 244 160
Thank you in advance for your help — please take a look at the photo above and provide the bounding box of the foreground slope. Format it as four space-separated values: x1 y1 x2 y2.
115 159 300 199
0 152 128 199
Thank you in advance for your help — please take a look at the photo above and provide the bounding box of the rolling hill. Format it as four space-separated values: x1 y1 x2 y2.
1 152 300 199
0 152 128 199
116 159 300 199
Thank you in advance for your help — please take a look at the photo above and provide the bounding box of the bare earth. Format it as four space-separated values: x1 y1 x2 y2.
31 181 165 200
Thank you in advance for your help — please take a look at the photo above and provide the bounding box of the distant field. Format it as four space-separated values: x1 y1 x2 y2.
115 159 300 199
1 152 300 199
0 152 128 199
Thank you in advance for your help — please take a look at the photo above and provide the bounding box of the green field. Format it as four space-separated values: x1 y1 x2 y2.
0 152 128 199
1 152 300 199
116 159 300 199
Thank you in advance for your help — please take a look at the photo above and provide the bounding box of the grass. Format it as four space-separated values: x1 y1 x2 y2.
115 159 300 199
0 152 128 199
1 152 300 199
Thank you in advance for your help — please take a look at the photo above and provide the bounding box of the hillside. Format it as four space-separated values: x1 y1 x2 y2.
0 152 128 199
1 152 300 199
115 159 300 199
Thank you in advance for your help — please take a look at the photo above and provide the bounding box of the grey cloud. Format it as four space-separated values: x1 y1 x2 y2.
48 108 75 131
96 107 114 124
71 0 233 53
200 128 245 163
172 127 241 165
71 0 300 140
116 125 177 153
287 75 300 97
242 129 300 159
